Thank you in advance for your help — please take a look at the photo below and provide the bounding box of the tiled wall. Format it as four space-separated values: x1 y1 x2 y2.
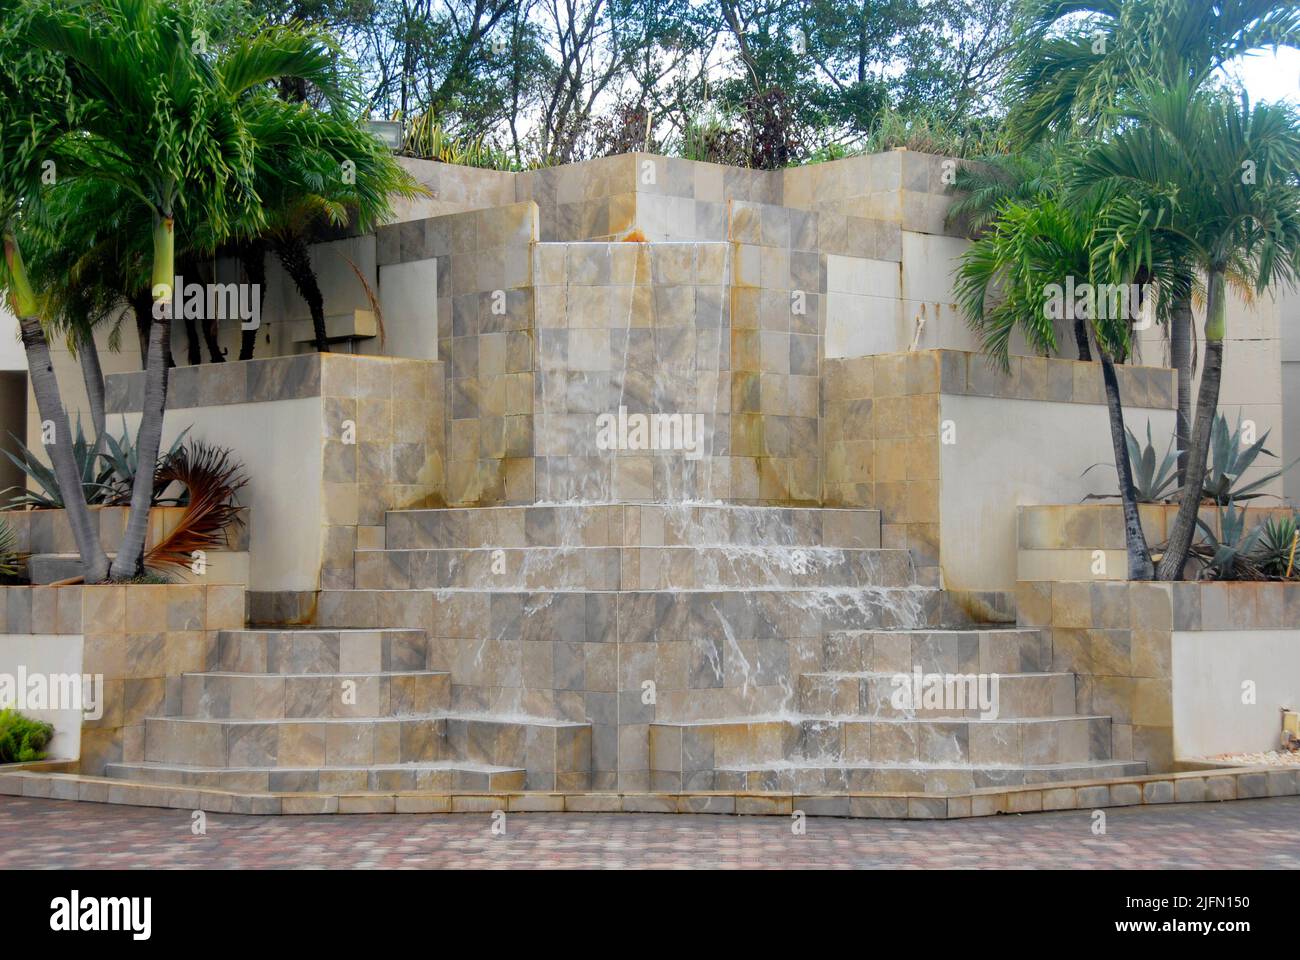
1018 502 1300 582
1016 579 1300 771
824 350 1179 589
533 241 735 501
378 203 537 505
105 354 446 591
0 583 245 775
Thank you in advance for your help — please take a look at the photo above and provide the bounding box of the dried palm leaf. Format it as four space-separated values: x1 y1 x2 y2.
144 442 248 573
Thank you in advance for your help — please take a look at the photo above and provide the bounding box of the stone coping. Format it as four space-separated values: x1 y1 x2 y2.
826 349 1176 410
105 353 443 414
3 764 1288 819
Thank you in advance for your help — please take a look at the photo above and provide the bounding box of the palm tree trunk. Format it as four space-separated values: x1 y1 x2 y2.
1099 347 1154 579
110 214 174 580
131 289 174 369
1158 269 1226 580
4 230 110 583
1170 290 1194 487
1073 315 1092 361
76 325 107 455
238 239 266 361
275 234 330 353
183 316 202 365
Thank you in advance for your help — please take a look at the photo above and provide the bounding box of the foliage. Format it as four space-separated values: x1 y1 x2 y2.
2 421 191 510
399 110 521 170
2 420 114 509
1202 413 1299 505
0 709 54 764
864 105 1009 162
1085 421 1181 503
145 441 248 572
1257 512 1300 579
0 517 23 582
1190 504 1268 581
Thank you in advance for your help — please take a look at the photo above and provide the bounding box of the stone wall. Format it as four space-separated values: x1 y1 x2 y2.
824 349 1178 597
105 354 445 597
1016 579 1300 771
0 582 245 775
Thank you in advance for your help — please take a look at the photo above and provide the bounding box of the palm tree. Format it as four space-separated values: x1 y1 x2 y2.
1074 81 1300 579
213 96 424 358
22 0 346 579
1008 0 1300 484
954 191 1157 578
949 140 1096 360
0 4 111 582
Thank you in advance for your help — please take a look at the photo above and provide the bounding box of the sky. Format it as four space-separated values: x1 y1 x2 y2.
1228 46 1300 105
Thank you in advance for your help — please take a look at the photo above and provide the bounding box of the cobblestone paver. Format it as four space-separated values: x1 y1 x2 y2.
2 796 1298 869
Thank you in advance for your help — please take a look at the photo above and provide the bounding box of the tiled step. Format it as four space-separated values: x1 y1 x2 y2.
818 628 1049 675
104 760 526 793
694 759 1149 794
144 716 449 767
649 715 1115 771
316 587 944 634
356 545 915 591
384 503 881 550
142 713 592 791
796 671 1075 719
215 629 429 674
179 670 450 719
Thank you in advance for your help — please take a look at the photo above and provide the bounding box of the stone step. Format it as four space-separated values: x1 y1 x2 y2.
104 760 526 793
215 629 429 674
142 714 592 791
384 503 881 550
356 545 916 591
179 670 451 719
316 587 944 635
685 759 1149 794
796 671 1075 719
819 628 1049 675
649 715 1114 771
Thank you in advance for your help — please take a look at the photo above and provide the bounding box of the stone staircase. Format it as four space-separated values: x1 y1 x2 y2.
97 502 1146 798
279 502 1144 795
105 628 591 793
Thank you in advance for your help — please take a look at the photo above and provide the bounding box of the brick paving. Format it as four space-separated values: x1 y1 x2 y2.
2 795 1299 869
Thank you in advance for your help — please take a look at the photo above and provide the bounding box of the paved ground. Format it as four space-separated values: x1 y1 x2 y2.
3 795 1299 869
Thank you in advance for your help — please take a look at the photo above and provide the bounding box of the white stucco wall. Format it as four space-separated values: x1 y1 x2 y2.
1173 629 1300 757
1281 284 1299 503
0 633 84 760
0 303 23 371
121 397 323 591
1137 285 1288 501
938 394 1176 591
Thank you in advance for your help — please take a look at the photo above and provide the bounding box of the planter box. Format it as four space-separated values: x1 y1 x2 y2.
1018 502 1297 582
825 349 1177 595
0 582 244 775
1017 579 1300 768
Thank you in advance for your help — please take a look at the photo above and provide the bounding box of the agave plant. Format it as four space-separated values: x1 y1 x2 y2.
1083 420 1181 504
1 419 114 508
144 441 248 573
1202 413 1299 505
1189 504 1268 581
2 419 191 509
100 420 190 506
1257 512 1300 580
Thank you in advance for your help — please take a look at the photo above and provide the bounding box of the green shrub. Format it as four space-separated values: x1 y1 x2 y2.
0 516 22 582
0 709 55 764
